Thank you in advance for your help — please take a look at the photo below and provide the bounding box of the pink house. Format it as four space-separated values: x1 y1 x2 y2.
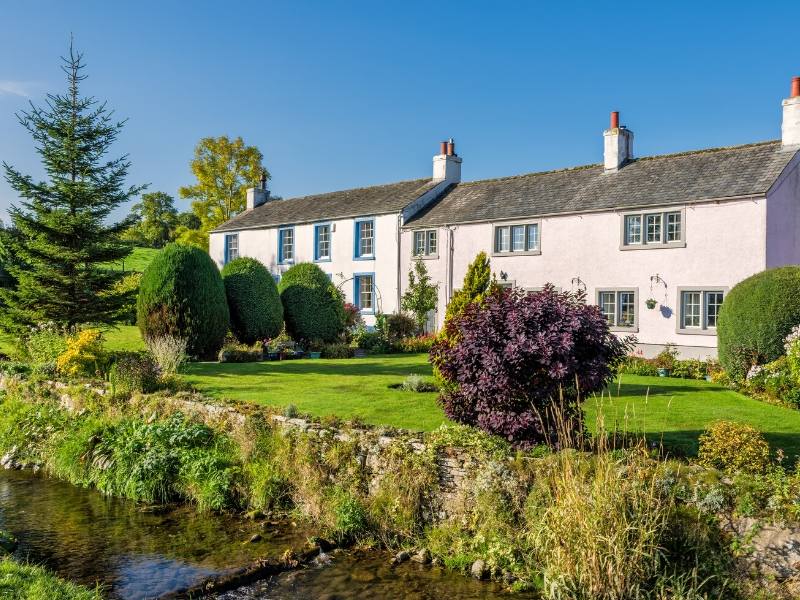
210 77 800 357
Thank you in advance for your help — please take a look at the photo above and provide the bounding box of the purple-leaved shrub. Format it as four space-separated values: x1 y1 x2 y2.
430 286 631 448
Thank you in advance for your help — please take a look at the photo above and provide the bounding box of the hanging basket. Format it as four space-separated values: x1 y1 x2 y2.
645 298 658 309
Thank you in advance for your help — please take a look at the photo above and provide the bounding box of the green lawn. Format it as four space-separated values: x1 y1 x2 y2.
184 355 800 459
102 246 158 273
0 325 144 357
184 354 446 431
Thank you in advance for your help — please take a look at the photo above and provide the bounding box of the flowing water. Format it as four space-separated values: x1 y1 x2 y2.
0 470 527 599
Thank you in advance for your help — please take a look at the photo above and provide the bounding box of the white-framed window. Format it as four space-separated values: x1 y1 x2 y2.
493 222 541 255
678 288 725 333
354 273 375 313
224 233 239 264
355 219 375 259
412 229 438 257
315 223 331 261
278 227 294 263
596 288 638 331
622 209 684 248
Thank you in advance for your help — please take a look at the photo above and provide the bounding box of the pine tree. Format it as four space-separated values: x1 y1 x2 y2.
444 251 491 322
0 43 144 332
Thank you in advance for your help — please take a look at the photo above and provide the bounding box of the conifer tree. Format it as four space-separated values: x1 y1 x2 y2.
0 43 144 332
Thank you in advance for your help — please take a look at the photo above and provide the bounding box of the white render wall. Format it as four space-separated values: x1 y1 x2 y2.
209 212 403 327
401 198 770 358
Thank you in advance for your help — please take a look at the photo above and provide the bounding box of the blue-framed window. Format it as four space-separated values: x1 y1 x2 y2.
224 233 239 264
353 218 375 260
353 273 375 313
278 227 294 264
314 223 332 262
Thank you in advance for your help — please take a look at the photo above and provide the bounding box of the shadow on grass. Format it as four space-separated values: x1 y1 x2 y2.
185 357 434 379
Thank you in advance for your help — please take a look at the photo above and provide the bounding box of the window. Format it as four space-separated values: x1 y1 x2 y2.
412 229 438 257
224 233 239 264
622 209 684 248
314 224 331 261
678 288 725 333
596 289 638 330
278 227 294 264
493 222 540 255
353 273 375 312
354 219 375 259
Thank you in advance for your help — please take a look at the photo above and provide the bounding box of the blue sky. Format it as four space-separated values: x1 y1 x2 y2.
1 1 799 222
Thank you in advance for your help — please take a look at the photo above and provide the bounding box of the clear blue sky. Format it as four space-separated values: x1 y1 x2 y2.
1 1 799 222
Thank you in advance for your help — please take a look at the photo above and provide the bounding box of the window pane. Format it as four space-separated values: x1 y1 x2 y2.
317 225 330 259
682 292 701 328
666 212 681 242
618 291 635 327
414 231 425 256
427 230 437 255
226 234 239 262
359 275 374 310
511 225 525 251
281 229 293 261
526 224 539 251
624 215 642 245
495 227 510 253
359 221 374 256
599 292 616 326
646 214 662 243
705 291 724 328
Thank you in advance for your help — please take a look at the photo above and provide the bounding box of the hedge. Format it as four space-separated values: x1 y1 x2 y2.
137 243 230 358
222 257 283 344
718 266 800 380
277 263 344 343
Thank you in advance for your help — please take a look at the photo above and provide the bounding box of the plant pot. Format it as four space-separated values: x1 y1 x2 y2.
309 351 322 359
657 368 671 377
645 299 658 309
704 375 712 382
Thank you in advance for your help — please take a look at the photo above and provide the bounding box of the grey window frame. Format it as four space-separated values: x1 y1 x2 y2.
225 233 239 264
676 286 727 335
595 287 639 332
411 229 439 258
492 220 542 256
620 208 686 250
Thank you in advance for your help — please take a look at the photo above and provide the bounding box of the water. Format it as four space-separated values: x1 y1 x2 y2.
0 470 308 599
216 550 529 600
0 470 527 599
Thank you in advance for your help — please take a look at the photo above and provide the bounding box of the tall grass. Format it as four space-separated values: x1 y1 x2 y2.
0 558 102 600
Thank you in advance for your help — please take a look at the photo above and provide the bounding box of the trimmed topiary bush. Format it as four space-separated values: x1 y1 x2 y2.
221 257 283 344
137 243 229 358
431 286 629 448
718 266 800 380
278 263 344 343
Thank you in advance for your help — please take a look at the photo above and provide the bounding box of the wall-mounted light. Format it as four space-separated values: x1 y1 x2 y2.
500 271 508 281
571 277 586 292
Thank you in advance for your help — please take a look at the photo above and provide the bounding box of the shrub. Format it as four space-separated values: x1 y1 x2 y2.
718 266 800 380
107 271 142 325
218 341 263 363
398 334 436 354
278 263 344 344
653 343 678 370
145 335 188 375
443 251 491 323
385 312 417 342
221 257 283 344
400 374 438 393
698 421 771 474
351 326 387 352
137 243 230 358
56 329 106 377
671 359 707 380
24 322 67 365
109 352 160 394
617 355 659 376
321 343 354 359
431 287 629 448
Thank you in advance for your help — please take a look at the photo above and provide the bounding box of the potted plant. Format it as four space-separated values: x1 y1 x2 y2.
653 344 678 377
645 298 658 310
308 339 323 359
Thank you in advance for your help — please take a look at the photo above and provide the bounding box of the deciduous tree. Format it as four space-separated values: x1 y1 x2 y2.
401 258 438 333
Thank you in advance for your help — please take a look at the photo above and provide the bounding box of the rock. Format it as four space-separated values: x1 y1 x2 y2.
502 571 516 585
391 550 410 565
248 533 262 544
471 559 488 580
0 447 20 470
245 510 265 520
411 548 431 564
0 530 17 554
313 551 332 567
734 518 800 581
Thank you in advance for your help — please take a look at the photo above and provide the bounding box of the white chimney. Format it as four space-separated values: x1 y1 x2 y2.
782 77 800 149
603 111 634 172
432 138 462 183
245 170 270 211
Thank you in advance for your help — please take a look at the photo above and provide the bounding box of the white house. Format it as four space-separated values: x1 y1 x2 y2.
210 77 800 357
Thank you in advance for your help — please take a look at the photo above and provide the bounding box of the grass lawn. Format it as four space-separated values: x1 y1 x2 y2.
184 354 446 431
185 354 800 459
102 246 158 273
0 325 145 356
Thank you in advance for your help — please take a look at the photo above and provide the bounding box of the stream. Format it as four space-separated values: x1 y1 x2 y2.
0 470 526 599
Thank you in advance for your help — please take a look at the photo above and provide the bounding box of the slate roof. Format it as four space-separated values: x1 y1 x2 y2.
404 140 798 227
212 178 437 232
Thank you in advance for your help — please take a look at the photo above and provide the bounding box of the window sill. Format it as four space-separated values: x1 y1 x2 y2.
279 260 295 265
411 254 439 260
491 250 542 257
314 258 332 263
676 327 717 336
619 241 686 251
610 326 639 333
354 255 375 261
